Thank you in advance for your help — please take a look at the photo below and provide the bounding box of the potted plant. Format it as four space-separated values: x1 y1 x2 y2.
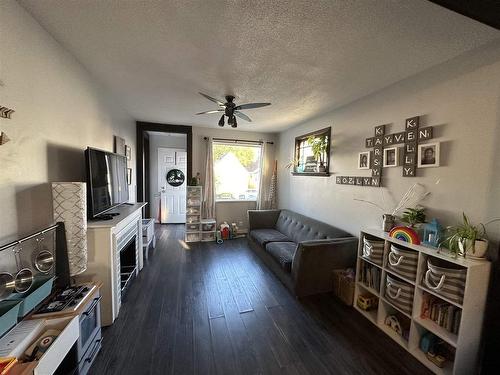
401 207 426 227
441 213 492 258
307 135 328 172
401 206 426 239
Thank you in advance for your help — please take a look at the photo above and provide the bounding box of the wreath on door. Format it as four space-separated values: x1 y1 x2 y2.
166 169 185 187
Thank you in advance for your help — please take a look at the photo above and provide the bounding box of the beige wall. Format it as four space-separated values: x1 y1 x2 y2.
0 0 135 241
278 40 500 255
192 127 277 229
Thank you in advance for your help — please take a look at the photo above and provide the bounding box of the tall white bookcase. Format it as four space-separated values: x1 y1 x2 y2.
354 228 491 375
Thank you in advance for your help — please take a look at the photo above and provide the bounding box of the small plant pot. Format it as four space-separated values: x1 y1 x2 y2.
318 162 326 173
466 239 489 259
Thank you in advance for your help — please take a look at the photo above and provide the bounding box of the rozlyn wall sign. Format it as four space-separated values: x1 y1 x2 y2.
336 116 435 187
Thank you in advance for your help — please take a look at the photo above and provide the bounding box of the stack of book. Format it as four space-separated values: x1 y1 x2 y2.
359 261 381 292
421 294 461 334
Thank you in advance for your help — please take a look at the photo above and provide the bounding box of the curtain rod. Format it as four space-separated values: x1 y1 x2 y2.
203 137 274 145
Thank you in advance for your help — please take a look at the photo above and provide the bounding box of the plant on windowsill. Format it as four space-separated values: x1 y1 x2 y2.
440 213 500 259
307 135 328 173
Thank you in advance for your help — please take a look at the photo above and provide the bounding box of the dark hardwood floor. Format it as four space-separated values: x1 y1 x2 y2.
89 224 431 375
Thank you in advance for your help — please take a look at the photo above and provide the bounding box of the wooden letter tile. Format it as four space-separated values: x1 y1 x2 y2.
375 125 385 136
418 127 433 141
393 132 405 144
403 166 416 177
406 116 419 129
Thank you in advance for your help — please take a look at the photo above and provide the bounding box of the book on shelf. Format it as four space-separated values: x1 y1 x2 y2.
421 293 461 335
359 261 380 292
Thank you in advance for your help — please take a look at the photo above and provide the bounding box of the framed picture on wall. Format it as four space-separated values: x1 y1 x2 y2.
383 147 399 167
292 127 331 176
358 151 370 169
114 136 126 155
125 145 131 161
418 142 440 168
127 168 132 185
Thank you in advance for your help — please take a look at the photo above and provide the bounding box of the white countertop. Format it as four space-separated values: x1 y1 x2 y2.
87 202 147 228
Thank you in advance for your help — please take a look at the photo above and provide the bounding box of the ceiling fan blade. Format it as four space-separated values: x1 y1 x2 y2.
234 111 252 122
195 109 224 115
234 102 271 110
199 92 225 106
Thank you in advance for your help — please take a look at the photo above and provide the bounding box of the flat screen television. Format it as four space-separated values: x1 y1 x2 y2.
85 147 129 219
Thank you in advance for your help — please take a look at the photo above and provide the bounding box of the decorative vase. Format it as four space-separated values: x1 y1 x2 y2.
52 182 88 276
383 214 395 232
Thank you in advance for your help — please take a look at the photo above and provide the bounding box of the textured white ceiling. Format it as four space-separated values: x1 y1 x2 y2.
20 0 500 132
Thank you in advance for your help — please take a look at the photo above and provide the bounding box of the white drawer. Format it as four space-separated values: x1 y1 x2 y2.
0 316 80 375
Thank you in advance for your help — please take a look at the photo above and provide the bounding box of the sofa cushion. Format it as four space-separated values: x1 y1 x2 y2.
276 209 351 243
249 229 292 246
265 242 297 273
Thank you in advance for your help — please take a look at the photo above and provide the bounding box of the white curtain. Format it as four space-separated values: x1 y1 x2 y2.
257 141 275 210
202 137 216 219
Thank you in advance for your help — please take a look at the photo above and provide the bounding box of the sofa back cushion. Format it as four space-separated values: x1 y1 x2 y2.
276 209 350 243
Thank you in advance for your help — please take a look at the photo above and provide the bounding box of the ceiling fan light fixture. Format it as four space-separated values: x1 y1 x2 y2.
230 116 237 128
218 114 225 127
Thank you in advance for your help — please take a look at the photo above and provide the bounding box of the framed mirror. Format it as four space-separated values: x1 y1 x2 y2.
292 127 331 176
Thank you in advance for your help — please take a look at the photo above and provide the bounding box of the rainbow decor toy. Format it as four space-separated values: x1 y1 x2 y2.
389 226 420 245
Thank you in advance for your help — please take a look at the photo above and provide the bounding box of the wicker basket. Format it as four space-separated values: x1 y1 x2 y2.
362 237 384 265
333 270 355 306
424 259 466 305
387 245 418 281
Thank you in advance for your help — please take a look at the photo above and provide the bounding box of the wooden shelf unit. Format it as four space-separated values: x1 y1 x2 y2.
354 228 491 375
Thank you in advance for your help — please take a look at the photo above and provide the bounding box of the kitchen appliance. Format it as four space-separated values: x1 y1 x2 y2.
34 284 95 315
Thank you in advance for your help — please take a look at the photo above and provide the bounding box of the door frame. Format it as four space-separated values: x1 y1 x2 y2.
136 121 192 218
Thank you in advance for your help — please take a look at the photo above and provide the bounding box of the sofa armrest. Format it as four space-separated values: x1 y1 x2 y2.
291 237 358 297
247 210 281 231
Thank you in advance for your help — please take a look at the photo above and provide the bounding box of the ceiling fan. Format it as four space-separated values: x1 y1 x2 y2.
195 92 271 128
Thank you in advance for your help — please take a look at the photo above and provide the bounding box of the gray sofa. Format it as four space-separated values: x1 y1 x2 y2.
247 209 358 297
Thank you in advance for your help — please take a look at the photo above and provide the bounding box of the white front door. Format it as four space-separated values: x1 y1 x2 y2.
158 148 187 223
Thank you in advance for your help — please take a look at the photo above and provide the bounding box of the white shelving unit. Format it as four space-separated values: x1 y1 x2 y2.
354 228 491 375
185 186 202 243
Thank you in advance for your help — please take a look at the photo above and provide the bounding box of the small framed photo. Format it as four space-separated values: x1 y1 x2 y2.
125 145 131 161
418 142 440 168
383 147 399 167
114 135 126 155
358 151 371 170
127 168 132 185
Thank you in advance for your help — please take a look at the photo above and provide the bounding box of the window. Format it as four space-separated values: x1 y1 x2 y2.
213 141 262 201
293 127 331 175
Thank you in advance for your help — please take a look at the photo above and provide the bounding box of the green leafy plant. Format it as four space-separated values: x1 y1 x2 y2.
401 207 426 227
441 213 486 256
307 135 328 165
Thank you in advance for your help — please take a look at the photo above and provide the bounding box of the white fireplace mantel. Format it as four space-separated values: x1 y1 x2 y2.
81 203 147 326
